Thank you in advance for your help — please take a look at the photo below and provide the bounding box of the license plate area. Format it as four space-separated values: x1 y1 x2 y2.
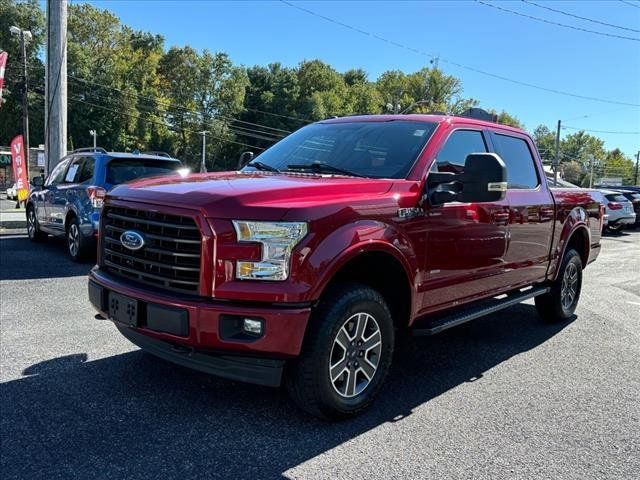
108 292 139 327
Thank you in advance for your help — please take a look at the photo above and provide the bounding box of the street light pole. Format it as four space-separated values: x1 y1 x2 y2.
199 130 209 173
89 129 97 150
10 26 32 180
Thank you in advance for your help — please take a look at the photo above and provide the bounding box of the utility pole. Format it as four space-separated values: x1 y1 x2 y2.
89 129 97 150
553 119 561 185
45 0 68 175
9 26 32 179
635 151 639 185
589 155 595 188
199 130 209 173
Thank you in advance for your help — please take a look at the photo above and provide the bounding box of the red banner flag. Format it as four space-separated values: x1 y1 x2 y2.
10 135 30 202
0 51 8 104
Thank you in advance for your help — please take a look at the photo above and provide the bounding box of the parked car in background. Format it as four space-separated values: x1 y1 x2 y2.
6 183 18 200
26 148 184 261
616 190 640 228
597 189 636 232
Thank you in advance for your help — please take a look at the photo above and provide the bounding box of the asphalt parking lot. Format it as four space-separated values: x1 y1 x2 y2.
1 195 639 480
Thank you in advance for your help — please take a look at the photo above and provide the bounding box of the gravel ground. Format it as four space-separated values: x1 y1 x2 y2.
1 216 638 479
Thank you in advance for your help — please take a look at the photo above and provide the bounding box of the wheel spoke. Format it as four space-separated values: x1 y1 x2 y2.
330 359 348 382
360 358 376 380
345 367 357 397
362 330 381 352
335 327 350 350
354 313 367 341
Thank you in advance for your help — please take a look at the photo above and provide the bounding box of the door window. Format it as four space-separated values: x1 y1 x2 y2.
46 159 70 186
77 157 95 184
432 130 487 174
63 157 86 183
492 134 539 189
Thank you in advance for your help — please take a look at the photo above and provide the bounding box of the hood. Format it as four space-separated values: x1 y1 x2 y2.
107 171 396 220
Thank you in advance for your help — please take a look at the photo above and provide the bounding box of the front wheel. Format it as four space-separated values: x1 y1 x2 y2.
26 206 47 242
535 249 583 322
285 283 394 420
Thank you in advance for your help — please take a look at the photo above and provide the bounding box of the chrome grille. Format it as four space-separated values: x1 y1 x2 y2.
101 205 202 294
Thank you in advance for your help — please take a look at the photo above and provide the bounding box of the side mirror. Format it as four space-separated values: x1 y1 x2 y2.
458 153 507 203
31 176 44 188
237 151 255 170
426 152 507 205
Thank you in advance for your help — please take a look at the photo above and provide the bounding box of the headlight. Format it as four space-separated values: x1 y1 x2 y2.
232 221 308 281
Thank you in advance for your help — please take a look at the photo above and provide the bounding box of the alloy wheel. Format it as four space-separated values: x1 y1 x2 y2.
27 209 36 238
561 262 578 311
68 224 80 257
328 312 382 398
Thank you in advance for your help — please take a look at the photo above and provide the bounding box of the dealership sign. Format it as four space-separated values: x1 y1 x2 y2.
10 135 30 202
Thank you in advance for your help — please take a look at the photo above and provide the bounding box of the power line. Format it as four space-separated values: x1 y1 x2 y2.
562 126 640 135
476 1 640 42
522 0 640 33
280 0 640 107
32 91 268 151
619 0 640 9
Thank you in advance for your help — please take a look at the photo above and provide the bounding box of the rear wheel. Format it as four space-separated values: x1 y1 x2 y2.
66 216 91 262
285 283 394 420
606 223 624 233
535 249 582 322
26 206 47 242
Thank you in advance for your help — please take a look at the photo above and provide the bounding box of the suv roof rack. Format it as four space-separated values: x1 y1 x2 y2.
72 147 108 154
459 108 498 123
142 151 173 158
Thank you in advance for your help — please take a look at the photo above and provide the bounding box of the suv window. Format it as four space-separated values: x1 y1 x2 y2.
493 134 539 189
432 130 487 174
77 157 95 184
46 158 71 186
106 158 180 185
64 157 84 183
606 194 628 202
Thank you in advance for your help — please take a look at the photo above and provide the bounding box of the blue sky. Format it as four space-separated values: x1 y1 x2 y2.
86 0 640 156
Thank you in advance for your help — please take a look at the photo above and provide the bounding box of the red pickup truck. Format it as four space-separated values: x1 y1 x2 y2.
88 114 603 419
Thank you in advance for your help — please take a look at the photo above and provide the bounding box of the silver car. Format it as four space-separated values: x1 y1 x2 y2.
598 189 636 232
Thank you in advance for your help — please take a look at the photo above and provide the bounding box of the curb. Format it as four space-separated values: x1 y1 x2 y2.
0 221 27 229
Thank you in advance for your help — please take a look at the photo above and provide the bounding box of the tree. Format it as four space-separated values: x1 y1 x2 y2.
0 0 45 147
532 125 556 164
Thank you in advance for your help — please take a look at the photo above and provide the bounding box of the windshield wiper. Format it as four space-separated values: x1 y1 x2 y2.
286 162 364 178
246 161 280 173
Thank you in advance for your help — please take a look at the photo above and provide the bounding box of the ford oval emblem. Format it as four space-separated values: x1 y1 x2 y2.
120 230 145 251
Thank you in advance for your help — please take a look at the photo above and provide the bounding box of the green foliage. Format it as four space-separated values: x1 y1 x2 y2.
0 0 632 178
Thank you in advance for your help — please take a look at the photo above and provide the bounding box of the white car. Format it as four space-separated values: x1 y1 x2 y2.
598 189 636 232
5 183 17 200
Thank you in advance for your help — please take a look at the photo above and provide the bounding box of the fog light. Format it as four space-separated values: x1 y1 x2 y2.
243 318 263 336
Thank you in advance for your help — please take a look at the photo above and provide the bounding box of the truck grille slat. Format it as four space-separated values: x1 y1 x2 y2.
102 206 202 294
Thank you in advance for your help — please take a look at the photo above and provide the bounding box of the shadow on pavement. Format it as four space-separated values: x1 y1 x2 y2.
0 235 95 281
1 304 574 479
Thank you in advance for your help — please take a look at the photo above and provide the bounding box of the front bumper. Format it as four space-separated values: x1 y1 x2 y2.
88 268 312 386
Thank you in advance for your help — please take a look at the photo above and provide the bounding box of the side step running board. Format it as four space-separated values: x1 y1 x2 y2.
412 286 550 337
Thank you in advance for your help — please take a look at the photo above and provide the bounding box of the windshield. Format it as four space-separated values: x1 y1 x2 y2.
106 158 181 185
242 120 437 179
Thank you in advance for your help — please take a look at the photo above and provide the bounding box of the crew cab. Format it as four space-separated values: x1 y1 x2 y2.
88 114 603 419
26 148 183 260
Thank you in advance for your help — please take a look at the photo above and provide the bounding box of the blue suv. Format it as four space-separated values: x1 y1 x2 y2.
26 148 183 261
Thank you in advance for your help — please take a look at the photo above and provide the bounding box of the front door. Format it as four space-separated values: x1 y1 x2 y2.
419 128 510 314
41 157 71 231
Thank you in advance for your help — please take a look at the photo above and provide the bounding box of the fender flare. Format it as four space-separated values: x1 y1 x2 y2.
303 220 418 305
551 207 591 281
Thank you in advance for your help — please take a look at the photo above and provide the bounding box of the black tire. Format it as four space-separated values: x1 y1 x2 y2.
606 223 624 233
26 206 47 242
285 283 395 420
535 249 583 322
66 216 91 262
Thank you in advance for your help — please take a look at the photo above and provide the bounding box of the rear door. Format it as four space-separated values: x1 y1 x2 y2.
490 131 555 286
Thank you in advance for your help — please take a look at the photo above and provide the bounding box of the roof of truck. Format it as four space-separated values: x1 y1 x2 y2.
320 114 527 135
